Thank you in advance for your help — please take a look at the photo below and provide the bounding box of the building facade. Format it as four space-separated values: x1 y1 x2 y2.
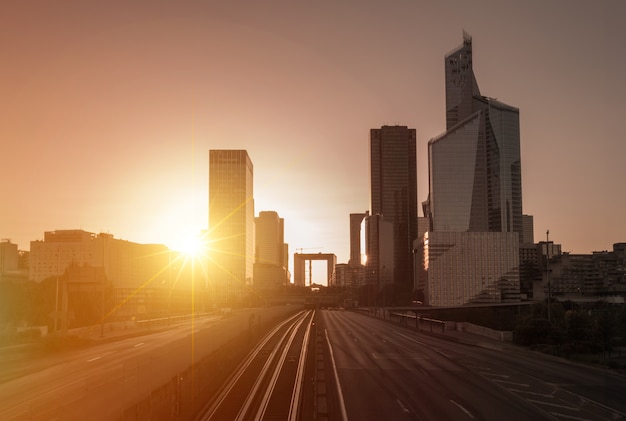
534 243 626 300
27 229 190 319
428 32 523 237
370 125 417 303
424 231 520 306
364 213 395 305
422 33 524 306
254 210 288 290
29 230 169 287
0 239 19 275
349 212 367 267
208 150 255 305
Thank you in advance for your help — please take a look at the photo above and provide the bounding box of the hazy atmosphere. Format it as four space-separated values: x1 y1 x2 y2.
2 0 625 266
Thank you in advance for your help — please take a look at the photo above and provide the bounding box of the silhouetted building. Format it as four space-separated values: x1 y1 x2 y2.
349 212 367 267
347 212 367 290
534 243 626 300
522 215 534 244
519 243 541 299
28 229 187 318
254 211 288 290
0 239 19 274
364 213 394 305
208 150 255 305
370 125 417 303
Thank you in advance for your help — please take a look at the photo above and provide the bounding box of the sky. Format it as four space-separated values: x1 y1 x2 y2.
2 0 625 283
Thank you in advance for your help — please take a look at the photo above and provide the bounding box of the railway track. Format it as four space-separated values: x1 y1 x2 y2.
196 310 315 421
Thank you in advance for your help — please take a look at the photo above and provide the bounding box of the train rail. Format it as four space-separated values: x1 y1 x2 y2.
196 310 314 421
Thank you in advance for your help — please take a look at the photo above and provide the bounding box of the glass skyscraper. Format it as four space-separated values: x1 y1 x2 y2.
370 125 417 302
208 150 255 305
421 33 523 307
428 32 523 236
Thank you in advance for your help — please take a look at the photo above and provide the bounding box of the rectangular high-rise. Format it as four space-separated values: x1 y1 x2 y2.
254 210 288 290
370 125 417 302
208 150 255 305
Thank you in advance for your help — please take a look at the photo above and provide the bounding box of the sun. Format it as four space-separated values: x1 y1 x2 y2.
171 231 205 257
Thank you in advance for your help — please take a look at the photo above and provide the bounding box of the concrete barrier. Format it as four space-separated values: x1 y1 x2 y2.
455 322 512 342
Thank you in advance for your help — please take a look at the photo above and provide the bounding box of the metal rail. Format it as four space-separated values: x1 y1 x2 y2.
197 310 314 421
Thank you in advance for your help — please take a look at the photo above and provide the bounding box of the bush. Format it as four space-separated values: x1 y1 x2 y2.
513 318 565 346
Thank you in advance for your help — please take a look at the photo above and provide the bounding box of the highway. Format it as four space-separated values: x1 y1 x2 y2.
0 306 300 420
2 307 625 420
320 309 626 421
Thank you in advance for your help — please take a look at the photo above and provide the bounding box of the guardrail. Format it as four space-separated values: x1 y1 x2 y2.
136 313 215 329
390 312 446 334
357 308 447 334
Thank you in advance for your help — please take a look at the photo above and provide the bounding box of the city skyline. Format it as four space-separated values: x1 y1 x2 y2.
2 1 625 277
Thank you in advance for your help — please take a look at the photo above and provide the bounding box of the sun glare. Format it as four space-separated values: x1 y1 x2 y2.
172 231 205 257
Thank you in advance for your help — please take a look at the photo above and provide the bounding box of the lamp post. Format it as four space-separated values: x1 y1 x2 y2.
100 236 106 338
54 248 60 332
546 230 551 324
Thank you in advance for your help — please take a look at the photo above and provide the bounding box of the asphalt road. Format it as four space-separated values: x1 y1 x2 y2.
4 307 625 420
0 306 299 420
321 310 626 421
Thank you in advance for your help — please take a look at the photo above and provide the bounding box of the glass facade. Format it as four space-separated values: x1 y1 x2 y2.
422 34 524 307
429 34 523 238
370 125 417 298
208 150 255 304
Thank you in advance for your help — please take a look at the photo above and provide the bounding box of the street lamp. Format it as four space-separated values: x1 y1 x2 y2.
546 230 551 324
54 248 60 332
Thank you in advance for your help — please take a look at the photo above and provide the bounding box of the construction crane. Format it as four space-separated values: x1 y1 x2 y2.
295 247 321 254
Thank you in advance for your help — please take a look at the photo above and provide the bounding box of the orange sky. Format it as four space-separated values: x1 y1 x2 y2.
2 1 625 282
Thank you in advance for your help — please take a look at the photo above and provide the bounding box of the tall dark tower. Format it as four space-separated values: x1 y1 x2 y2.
370 125 417 303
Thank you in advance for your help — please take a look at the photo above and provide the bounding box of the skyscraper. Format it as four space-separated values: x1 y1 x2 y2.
370 125 417 303
421 33 522 306
254 210 288 290
208 150 255 305
349 212 367 267
428 32 523 236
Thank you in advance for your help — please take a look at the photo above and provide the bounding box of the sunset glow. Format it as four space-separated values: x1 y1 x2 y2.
171 230 205 258
2 0 625 267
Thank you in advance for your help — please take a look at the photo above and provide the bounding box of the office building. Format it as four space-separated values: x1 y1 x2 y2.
428 32 523 237
424 231 520 306
370 125 417 302
28 229 188 319
208 150 255 305
0 239 19 274
522 215 534 244
422 33 523 306
254 211 288 290
349 212 367 267
364 213 395 305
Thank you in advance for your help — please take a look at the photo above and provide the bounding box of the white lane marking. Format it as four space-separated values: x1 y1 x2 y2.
134 342 144 347
481 372 510 379
396 399 410 414
526 399 580 411
549 412 592 421
492 379 530 387
325 329 348 421
508 389 555 398
87 356 102 362
450 399 474 419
